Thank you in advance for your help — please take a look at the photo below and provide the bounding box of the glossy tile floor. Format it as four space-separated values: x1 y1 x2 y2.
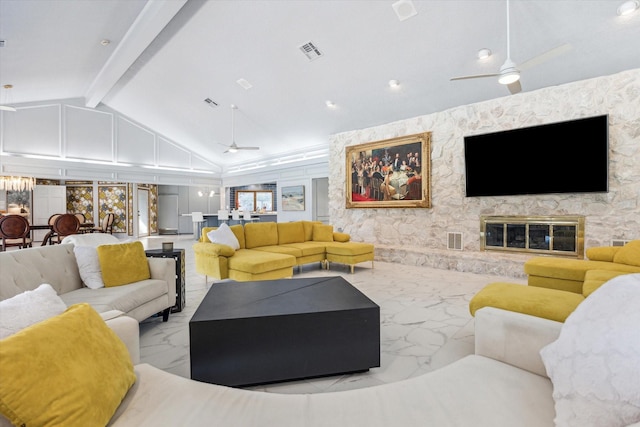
138 235 526 394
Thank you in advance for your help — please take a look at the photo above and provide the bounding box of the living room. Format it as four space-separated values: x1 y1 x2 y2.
1 1 640 425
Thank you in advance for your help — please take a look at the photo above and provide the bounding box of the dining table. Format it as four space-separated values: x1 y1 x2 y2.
30 222 95 246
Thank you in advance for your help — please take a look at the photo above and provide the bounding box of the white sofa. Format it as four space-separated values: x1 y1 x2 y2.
0 238 175 322
103 307 561 426
2 270 638 426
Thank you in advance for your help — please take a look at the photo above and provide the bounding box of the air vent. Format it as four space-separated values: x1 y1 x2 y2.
611 239 632 247
447 232 463 250
204 98 218 107
0 40 5 48
299 41 323 61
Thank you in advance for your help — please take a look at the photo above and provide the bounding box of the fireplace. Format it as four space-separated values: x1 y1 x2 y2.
481 215 585 258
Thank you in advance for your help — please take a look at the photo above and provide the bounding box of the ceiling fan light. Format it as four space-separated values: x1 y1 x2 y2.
617 0 639 15
228 147 238 153
498 70 520 85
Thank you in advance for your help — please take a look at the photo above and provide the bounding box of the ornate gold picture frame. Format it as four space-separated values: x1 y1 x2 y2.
345 132 431 209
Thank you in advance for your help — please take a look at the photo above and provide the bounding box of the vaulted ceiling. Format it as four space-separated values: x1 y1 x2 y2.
1 0 639 173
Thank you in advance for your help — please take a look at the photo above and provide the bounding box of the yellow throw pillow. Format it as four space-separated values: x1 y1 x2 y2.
312 224 334 242
97 241 151 287
586 246 621 262
333 232 350 243
613 240 640 267
0 303 135 427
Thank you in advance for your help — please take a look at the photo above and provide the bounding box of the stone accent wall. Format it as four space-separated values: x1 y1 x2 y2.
329 69 640 278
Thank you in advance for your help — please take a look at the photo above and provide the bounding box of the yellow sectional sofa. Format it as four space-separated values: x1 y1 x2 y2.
470 240 640 322
193 221 374 282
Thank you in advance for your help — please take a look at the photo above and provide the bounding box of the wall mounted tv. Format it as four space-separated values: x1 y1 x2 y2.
464 115 608 197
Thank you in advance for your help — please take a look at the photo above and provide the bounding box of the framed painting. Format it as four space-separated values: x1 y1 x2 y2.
345 132 431 209
281 185 305 211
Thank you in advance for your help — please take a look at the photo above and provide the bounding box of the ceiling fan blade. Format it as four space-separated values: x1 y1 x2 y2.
237 146 260 150
450 72 500 81
518 43 572 71
507 80 522 94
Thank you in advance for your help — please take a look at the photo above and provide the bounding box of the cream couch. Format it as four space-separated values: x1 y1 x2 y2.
194 221 375 281
0 239 176 322
3 274 639 426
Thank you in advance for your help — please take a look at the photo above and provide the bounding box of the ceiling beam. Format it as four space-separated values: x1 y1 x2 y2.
84 0 188 108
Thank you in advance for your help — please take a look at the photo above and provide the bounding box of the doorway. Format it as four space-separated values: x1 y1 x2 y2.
137 188 150 237
312 177 329 223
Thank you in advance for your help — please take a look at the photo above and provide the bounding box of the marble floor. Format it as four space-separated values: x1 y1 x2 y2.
137 234 526 394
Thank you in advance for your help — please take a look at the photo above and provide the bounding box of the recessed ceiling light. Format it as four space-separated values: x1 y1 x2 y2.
389 79 400 88
100 39 111 46
325 100 336 108
392 0 418 21
236 78 253 90
617 0 639 15
477 48 492 60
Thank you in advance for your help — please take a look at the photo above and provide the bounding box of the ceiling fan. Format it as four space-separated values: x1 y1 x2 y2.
450 0 572 94
220 104 259 153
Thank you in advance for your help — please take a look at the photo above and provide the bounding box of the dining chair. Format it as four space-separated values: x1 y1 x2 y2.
74 213 87 233
91 212 115 234
0 214 33 251
43 214 62 245
51 213 80 244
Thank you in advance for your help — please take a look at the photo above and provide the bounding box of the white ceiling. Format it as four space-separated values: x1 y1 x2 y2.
1 0 639 172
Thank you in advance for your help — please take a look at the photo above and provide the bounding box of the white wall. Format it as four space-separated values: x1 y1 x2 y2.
328 69 640 275
0 98 221 187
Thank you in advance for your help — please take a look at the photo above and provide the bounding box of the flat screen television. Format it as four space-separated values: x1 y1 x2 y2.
464 115 609 197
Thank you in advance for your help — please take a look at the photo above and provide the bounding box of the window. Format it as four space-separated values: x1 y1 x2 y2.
236 190 273 212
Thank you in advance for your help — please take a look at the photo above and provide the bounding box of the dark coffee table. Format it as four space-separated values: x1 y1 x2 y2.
189 276 380 387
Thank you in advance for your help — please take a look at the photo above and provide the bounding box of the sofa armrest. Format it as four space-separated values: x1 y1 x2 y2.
147 257 177 307
106 315 140 365
474 307 562 377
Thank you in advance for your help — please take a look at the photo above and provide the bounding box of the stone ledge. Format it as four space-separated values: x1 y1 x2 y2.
374 244 533 279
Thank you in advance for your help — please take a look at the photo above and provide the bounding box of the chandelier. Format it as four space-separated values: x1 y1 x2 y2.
0 176 36 191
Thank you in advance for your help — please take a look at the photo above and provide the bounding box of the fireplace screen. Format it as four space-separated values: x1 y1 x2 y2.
481 215 584 258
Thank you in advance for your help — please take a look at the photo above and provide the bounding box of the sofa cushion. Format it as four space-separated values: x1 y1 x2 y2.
302 220 322 241
469 282 584 323
73 245 105 289
230 224 246 249
60 279 169 315
244 222 278 248
228 249 295 274
325 241 374 256
277 221 305 245
312 224 334 242
281 242 327 256
612 240 640 267
207 223 240 249
0 303 135 427
582 270 632 297
586 246 621 262
540 273 640 427
97 241 151 287
333 232 350 242
0 283 67 339
253 245 303 258
524 257 640 282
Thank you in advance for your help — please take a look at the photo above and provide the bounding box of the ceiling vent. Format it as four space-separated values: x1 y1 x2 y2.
0 40 5 48
299 41 323 61
204 98 218 107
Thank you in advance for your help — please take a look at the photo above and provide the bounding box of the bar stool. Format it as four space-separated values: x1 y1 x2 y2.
217 210 229 226
192 212 205 241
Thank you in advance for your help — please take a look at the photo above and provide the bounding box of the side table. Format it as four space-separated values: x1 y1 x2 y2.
145 248 185 313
